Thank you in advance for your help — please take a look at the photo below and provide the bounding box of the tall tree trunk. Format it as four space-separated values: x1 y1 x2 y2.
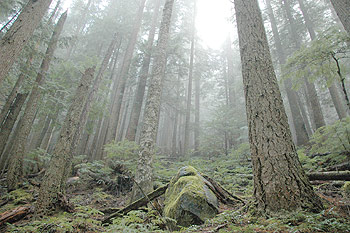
266 0 309 145
40 99 62 151
125 0 162 141
194 64 200 154
184 0 196 155
66 0 93 58
0 0 53 85
28 112 47 151
225 38 236 108
117 87 132 141
329 0 350 34
88 116 103 160
0 93 28 172
0 55 34 126
131 0 175 201
6 12 67 191
33 92 63 150
304 79 326 129
35 67 95 214
328 84 348 119
73 33 120 153
298 0 348 120
88 47 120 160
296 93 313 136
282 0 326 130
106 0 147 144
234 0 322 213
297 0 316 40
94 46 123 160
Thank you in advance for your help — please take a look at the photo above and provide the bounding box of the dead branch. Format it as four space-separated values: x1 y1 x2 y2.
328 162 350 171
0 205 32 226
102 184 168 224
202 175 245 205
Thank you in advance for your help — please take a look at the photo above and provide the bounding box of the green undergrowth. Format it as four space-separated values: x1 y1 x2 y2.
6 206 105 232
183 208 350 233
3 118 350 232
153 143 253 197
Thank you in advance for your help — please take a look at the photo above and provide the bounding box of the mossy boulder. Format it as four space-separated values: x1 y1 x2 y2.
163 166 218 227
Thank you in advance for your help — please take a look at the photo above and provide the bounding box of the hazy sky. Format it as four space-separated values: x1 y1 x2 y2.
196 0 235 49
61 0 235 50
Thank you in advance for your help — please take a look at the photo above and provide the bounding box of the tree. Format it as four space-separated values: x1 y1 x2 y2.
330 0 350 34
106 0 147 144
6 12 67 191
125 0 162 142
281 0 326 130
234 0 322 213
131 0 175 201
0 93 28 172
184 0 197 154
265 0 310 145
35 67 95 214
0 53 34 126
0 0 53 85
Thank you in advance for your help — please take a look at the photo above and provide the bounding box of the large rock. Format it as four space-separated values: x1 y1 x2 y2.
164 166 219 227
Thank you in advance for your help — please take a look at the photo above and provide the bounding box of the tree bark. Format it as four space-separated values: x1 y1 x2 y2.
234 0 322 213
35 67 95 215
131 0 175 201
266 0 309 145
0 205 31 227
106 0 147 144
184 0 196 155
0 54 33 127
329 0 350 34
0 93 28 172
125 0 162 142
6 12 67 191
0 0 53 85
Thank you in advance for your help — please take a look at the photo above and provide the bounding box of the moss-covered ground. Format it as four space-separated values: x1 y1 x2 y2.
0 143 350 232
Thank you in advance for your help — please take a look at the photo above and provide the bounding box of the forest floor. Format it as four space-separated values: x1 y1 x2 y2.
1 150 350 232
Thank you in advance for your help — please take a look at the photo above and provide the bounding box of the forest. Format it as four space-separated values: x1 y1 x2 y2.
0 0 350 232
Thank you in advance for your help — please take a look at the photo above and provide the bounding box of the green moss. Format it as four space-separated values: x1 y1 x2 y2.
164 166 218 227
8 188 33 205
343 182 350 199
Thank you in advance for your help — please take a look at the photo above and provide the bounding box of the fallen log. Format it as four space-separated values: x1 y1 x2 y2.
102 184 169 224
310 180 345 187
0 205 31 226
308 171 350 181
202 175 245 205
328 162 350 172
